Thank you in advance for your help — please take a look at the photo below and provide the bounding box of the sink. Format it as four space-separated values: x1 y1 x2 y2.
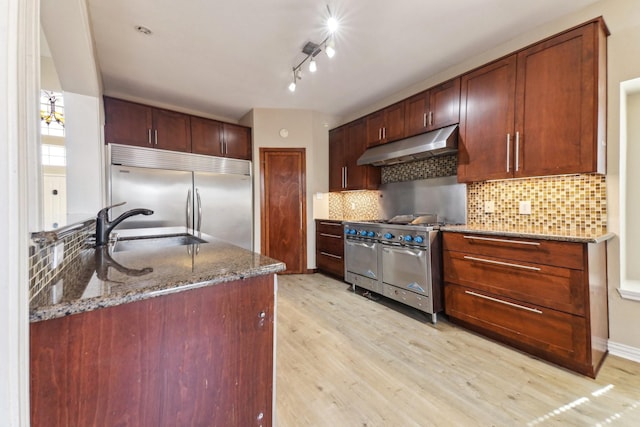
113 233 207 253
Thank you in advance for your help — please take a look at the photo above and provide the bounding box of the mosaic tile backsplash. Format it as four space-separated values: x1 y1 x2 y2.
329 191 381 220
381 154 457 183
467 174 607 231
29 220 96 304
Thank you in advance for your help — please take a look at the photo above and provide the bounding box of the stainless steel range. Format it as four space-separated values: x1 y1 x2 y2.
344 214 443 323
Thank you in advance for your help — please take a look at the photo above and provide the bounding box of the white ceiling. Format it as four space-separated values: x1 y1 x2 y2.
85 0 600 121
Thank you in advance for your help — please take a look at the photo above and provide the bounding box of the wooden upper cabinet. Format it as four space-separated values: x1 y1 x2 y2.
457 56 517 182
191 116 224 156
104 96 153 147
514 22 605 177
329 121 379 192
105 97 252 159
458 18 607 182
404 78 461 138
222 123 252 160
153 108 191 152
365 102 405 146
104 97 190 152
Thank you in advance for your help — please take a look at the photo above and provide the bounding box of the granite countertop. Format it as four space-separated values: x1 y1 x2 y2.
439 224 614 244
30 229 286 322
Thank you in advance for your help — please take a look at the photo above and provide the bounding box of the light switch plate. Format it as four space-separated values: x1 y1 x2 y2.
519 201 532 215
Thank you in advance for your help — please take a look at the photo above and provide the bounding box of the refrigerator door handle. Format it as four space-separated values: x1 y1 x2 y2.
196 188 202 233
186 189 192 230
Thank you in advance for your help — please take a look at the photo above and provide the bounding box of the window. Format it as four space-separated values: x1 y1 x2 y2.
41 144 66 167
40 90 65 137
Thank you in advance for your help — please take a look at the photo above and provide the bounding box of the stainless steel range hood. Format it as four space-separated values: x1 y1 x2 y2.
357 124 458 166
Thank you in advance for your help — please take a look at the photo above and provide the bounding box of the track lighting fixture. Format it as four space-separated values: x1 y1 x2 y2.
287 5 339 92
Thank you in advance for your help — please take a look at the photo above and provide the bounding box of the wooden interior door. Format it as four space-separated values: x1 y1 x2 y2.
260 148 306 274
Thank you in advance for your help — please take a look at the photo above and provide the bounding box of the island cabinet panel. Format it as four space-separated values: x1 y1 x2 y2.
457 18 607 182
30 275 275 427
442 232 608 378
315 219 344 279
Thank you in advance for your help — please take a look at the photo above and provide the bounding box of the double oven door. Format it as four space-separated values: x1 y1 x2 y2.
344 237 381 293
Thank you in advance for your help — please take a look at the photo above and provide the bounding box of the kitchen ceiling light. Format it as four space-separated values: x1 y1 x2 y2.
287 4 339 92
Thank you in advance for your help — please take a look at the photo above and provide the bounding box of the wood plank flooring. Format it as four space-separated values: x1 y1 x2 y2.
275 273 640 426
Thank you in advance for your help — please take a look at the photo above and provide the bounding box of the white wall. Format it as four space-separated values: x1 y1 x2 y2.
344 0 640 355
248 108 337 269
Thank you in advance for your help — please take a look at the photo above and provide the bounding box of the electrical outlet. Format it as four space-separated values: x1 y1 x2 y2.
484 201 495 213
51 242 64 269
519 200 532 215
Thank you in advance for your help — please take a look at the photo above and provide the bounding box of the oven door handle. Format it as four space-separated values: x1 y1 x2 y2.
382 246 425 256
346 240 376 249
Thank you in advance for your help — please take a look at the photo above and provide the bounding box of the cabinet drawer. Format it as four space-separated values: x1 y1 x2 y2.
445 284 587 365
444 251 585 315
316 220 344 235
443 232 584 270
317 234 344 256
316 250 344 278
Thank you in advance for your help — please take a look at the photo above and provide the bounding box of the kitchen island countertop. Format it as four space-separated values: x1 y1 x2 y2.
440 224 614 244
29 232 286 322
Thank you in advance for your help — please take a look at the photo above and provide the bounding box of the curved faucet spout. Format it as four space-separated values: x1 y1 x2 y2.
95 202 154 247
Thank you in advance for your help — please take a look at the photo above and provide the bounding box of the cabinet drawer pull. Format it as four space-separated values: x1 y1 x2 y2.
320 251 342 260
319 222 341 227
465 290 542 314
463 255 541 271
463 235 540 246
319 233 341 239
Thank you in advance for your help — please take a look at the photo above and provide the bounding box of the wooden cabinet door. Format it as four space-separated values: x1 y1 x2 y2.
222 123 252 160
458 56 517 182
152 109 191 152
404 90 430 137
514 23 599 177
365 103 404 146
429 77 461 130
345 119 367 189
329 127 346 191
384 102 405 142
104 97 153 147
365 111 385 146
190 116 224 156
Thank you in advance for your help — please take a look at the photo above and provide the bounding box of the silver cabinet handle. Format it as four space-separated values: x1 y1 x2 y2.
220 140 225 155
147 129 152 145
463 255 541 271
319 222 341 227
462 235 540 246
378 128 382 141
506 133 511 172
465 290 542 314
428 111 433 126
196 188 202 232
154 129 158 145
344 167 348 188
423 112 427 128
382 127 386 140
320 251 342 259
320 233 341 239
186 189 192 230
515 131 520 171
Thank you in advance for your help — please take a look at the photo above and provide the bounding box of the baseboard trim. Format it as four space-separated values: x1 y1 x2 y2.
608 340 640 363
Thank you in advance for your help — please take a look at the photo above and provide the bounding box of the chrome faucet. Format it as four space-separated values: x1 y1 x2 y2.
95 202 154 247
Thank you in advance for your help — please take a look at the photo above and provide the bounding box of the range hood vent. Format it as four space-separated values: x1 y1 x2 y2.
357 124 458 167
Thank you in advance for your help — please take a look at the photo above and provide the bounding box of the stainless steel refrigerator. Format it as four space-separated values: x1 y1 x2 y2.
107 144 253 250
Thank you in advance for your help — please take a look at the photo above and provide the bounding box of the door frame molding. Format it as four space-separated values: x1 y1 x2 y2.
259 147 307 273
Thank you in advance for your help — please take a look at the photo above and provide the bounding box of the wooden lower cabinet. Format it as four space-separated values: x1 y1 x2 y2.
315 219 344 279
443 232 608 377
30 275 275 427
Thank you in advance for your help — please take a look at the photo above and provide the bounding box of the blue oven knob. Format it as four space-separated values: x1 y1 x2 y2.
383 233 393 239
414 236 424 244
349 229 357 235
360 230 367 236
404 235 413 242
367 231 375 237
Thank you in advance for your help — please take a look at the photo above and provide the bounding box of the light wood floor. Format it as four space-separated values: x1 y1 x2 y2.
275 273 640 427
